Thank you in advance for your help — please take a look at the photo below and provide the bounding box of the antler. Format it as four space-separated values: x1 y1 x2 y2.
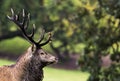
7 8 52 48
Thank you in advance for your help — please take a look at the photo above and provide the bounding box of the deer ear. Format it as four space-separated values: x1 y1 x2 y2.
31 44 36 53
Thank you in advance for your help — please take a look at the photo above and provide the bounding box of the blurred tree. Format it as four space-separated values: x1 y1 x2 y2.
78 0 120 81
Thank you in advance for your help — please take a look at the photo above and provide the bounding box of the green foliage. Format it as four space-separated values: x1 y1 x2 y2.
0 37 30 54
77 0 120 81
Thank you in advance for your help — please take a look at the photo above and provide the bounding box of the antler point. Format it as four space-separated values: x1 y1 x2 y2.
7 15 11 19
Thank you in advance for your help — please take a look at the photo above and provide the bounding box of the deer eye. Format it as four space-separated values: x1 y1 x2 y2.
40 52 44 55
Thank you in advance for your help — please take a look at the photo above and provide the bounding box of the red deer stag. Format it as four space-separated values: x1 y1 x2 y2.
0 9 58 81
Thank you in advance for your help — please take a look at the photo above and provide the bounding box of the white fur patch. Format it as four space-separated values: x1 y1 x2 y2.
26 48 33 60
27 53 33 59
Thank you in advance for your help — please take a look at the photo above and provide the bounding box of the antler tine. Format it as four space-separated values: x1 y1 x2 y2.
15 15 18 21
37 28 45 43
29 24 35 38
39 32 52 46
22 9 26 27
24 13 30 30
21 9 30 30
7 8 15 20
22 9 25 17
11 8 15 17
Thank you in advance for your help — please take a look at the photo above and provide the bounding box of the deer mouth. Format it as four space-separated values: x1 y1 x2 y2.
51 57 58 64
50 59 58 64
42 57 58 66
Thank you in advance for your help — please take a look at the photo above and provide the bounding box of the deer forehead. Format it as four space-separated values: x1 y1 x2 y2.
38 49 45 53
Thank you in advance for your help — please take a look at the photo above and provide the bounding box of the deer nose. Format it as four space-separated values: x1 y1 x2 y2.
54 57 58 63
50 56 58 62
55 57 58 61
50 56 56 60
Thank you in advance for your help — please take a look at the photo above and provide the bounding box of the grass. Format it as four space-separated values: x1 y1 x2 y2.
0 59 14 66
44 67 89 81
0 59 89 81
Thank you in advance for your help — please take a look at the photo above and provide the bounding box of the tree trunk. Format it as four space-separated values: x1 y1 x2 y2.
0 31 22 41
39 0 44 7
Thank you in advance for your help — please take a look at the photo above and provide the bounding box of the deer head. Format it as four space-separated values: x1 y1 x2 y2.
7 9 58 67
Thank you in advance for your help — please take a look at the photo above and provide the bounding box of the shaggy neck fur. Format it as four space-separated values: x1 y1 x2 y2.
23 57 44 81
12 48 44 81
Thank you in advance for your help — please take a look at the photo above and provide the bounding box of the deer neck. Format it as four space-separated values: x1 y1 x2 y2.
13 51 44 81
24 57 44 81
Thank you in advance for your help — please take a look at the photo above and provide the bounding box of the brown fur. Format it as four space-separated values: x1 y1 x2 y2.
0 47 57 81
